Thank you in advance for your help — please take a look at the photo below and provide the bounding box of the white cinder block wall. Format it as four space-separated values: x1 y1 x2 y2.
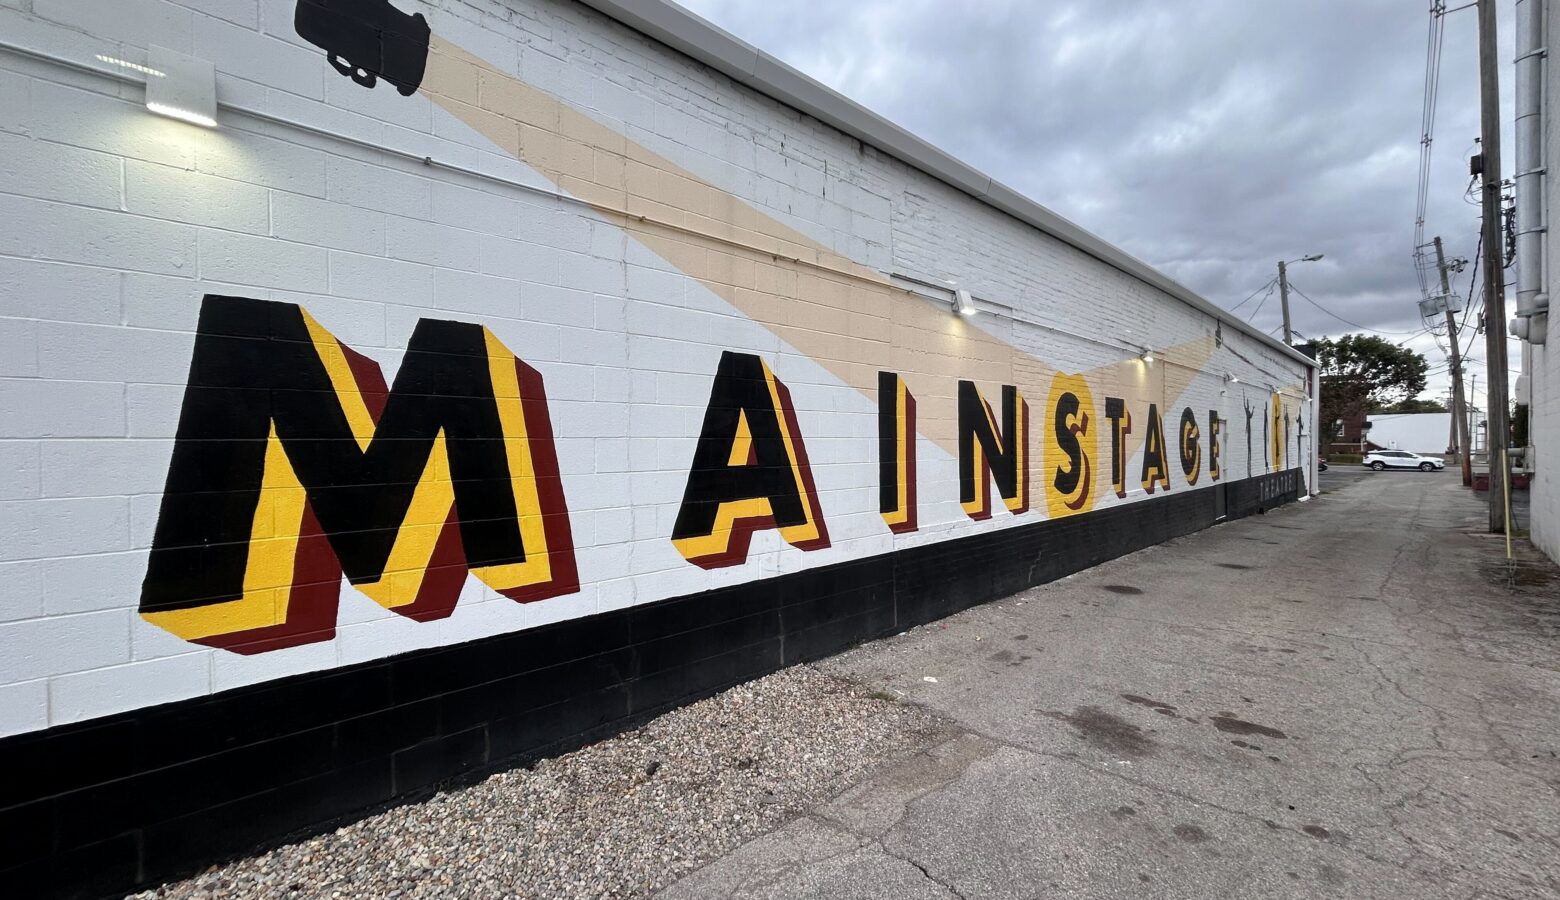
0 0 1316 738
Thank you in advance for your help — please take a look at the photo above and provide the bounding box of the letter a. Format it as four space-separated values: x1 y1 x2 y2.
672 352 829 568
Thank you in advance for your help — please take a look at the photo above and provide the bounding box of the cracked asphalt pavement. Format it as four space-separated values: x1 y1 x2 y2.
659 468 1560 899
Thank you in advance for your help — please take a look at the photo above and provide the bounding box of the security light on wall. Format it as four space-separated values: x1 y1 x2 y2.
1139 347 1155 364
951 288 977 317
144 45 217 128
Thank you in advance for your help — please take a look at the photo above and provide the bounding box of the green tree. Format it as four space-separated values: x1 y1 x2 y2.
1370 397 1448 414
1315 335 1429 443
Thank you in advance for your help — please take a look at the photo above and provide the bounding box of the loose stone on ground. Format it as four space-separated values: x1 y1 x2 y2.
130 666 943 900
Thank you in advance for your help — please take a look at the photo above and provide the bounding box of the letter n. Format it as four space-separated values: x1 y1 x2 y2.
672 352 829 568
958 380 1029 520
879 372 918 533
139 295 578 654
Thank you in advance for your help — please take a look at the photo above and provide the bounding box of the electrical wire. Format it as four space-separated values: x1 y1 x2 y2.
1461 231 1484 340
1287 282 1433 336
1227 276 1278 314
1246 282 1276 323
1413 0 1449 299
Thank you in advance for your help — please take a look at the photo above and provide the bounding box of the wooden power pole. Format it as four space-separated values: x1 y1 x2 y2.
1278 260 1293 346
1476 0 1512 533
1433 236 1474 486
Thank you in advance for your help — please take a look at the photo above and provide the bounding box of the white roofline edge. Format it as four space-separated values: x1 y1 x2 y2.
574 0 1317 369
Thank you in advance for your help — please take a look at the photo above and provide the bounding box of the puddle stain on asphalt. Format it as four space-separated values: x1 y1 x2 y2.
988 650 1033 667
1480 561 1558 590
1101 585 1144 595
1040 706 1156 758
1209 716 1288 739
1119 693 1199 723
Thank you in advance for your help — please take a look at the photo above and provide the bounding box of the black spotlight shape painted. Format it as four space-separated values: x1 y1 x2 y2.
294 0 431 97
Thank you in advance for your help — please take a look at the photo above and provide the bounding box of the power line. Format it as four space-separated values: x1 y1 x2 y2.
1460 230 1483 340
1227 276 1278 314
1287 281 1433 336
1246 281 1277 323
1412 0 1449 300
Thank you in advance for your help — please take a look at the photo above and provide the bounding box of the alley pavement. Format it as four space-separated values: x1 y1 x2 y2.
661 468 1560 899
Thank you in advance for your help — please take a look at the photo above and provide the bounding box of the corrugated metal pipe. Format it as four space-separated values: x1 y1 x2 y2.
1513 0 1548 344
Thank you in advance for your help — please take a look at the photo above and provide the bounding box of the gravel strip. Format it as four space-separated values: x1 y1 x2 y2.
131 665 944 899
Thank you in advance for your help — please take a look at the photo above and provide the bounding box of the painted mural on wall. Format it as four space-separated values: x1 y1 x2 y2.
141 296 579 653
1043 374 1097 518
109 0 1310 656
294 0 431 95
671 351 829 568
878 372 919 534
140 292 1287 653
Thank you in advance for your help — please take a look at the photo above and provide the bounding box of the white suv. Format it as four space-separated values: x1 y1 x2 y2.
1362 450 1446 472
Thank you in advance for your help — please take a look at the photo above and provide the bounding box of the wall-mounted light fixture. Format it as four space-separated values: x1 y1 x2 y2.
1139 346 1155 364
952 288 977 317
95 54 166 78
144 45 217 128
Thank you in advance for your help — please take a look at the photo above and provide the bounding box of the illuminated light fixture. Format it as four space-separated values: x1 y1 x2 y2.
96 54 166 78
144 45 217 128
1224 372 1240 384
1140 347 1155 364
952 288 977 317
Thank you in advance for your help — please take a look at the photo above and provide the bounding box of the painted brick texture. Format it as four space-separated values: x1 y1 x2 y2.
0 4 1325 893
0 0 1316 736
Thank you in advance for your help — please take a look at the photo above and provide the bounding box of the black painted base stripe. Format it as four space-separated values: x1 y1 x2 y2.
0 469 1305 900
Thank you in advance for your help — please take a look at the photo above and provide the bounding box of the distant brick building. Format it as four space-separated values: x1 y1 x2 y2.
1330 406 1371 454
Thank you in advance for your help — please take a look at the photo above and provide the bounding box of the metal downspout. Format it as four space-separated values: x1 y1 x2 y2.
1514 0 1549 341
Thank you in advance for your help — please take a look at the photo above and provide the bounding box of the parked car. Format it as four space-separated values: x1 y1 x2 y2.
1362 450 1445 472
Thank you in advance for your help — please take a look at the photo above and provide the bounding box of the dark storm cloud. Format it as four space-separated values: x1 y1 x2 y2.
678 0 1516 397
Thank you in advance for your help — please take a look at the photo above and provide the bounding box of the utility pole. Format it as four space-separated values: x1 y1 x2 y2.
1278 260 1294 346
1433 236 1474 486
1471 372 1480 453
1476 0 1512 533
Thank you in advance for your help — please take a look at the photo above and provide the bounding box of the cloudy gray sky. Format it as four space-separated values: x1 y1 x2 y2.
676 0 1520 406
